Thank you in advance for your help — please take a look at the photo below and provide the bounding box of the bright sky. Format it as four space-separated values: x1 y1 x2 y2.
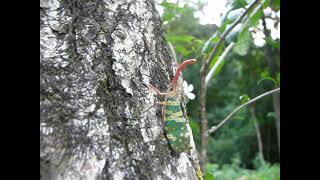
157 0 228 26
194 0 228 25
156 0 280 47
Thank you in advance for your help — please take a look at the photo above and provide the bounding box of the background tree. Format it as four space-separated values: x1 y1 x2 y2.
40 0 201 179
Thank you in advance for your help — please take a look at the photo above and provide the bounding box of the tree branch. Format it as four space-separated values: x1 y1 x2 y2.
208 88 280 134
198 0 264 169
204 0 260 72
205 42 235 86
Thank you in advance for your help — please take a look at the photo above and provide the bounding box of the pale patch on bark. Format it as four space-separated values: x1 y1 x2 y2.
110 1 154 96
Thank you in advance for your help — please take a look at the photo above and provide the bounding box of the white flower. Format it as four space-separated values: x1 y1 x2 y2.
183 80 196 100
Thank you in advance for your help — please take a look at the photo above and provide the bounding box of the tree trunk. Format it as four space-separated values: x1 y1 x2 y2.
250 106 265 163
273 92 280 155
40 0 200 179
199 68 208 174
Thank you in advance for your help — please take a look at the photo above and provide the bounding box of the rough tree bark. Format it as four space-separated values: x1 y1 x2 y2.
40 0 200 179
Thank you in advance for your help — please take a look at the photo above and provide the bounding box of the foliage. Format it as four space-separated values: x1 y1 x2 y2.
205 161 280 180
159 0 280 171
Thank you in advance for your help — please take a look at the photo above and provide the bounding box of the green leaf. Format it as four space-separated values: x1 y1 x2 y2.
233 28 250 56
205 43 228 82
273 40 280 49
160 1 185 13
274 0 280 7
227 8 245 21
231 0 248 9
188 118 201 147
208 43 225 69
205 163 218 180
267 112 277 119
175 44 189 56
192 39 204 51
245 0 255 3
261 71 270 78
219 14 233 33
266 37 280 49
257 71 278 86
204 172 215 180
268 0 280 11
262 0 271 9
162 12 175 22
273 0 280 10
189 119 200 135
213 55 227 78
201 33 220 54
225 23 242 43
257 77 277 86
160 2 177 9
248 8 263 27
239 94 250 104
167 35 194 44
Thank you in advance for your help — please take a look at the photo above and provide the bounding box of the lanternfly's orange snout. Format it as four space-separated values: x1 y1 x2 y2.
171 59 197 89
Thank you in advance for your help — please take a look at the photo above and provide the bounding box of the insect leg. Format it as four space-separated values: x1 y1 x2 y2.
140 100 166 115
155 101 167 106
149 84 167 96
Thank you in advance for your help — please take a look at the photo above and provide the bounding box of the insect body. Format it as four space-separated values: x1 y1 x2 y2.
164 91 192 153
151 59 197 153
150 59 203 180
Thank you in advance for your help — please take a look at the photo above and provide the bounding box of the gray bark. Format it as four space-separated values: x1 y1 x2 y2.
199 70 208 174
40 0 200 179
